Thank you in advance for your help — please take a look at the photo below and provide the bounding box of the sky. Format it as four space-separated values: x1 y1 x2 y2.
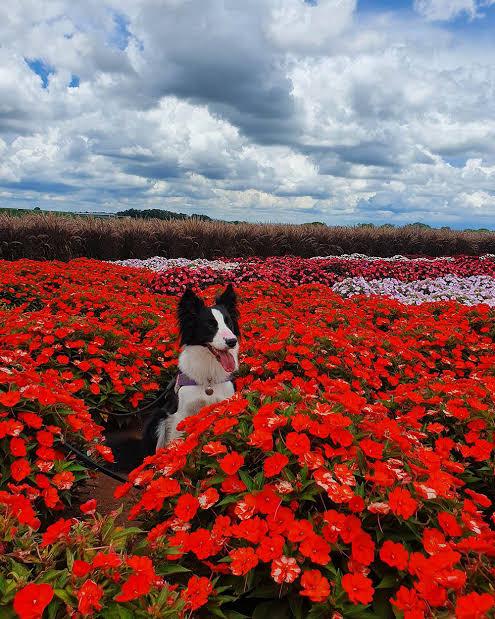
1 0 495 227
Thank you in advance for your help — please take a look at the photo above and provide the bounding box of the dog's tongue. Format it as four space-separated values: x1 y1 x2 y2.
218 350 236 373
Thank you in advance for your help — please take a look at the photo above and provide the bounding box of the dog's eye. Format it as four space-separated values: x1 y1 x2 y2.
209 318 217 328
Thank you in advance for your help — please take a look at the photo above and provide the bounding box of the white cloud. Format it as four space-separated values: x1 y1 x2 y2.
0 0 494 226
267 0 356 52
414 0 495 21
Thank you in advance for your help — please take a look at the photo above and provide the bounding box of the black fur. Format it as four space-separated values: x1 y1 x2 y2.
109 285 239 473
215 283 240 336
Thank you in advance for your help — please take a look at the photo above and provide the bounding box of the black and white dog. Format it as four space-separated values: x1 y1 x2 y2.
107 284 240 471
142 283 240 454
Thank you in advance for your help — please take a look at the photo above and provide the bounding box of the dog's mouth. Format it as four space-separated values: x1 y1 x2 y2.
206 345 236 373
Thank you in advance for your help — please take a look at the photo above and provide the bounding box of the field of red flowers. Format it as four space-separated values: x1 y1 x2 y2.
1 258 494 618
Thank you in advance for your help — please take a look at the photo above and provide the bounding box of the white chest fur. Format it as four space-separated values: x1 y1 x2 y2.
155 342 239 451
156 380 235 449
179 381 235 415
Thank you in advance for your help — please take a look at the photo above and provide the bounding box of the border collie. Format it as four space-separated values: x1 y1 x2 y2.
140 283 240 455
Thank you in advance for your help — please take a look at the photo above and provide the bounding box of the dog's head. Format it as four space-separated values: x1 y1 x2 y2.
178 284 240 373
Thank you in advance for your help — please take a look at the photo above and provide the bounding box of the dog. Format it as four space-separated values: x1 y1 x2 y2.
107 284 240 472
143 283 240 453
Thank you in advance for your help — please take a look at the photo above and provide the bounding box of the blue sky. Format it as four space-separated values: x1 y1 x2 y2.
1 0 495 228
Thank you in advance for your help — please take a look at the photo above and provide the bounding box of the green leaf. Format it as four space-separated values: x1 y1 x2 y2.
376 573 400 590
216 496 239 508
100 604 136 619
65 548 74 572
9 561 30 580
0 607 16 619
372 588 395 619
111 527 143 540
238 469 254 491
157 564 191 575
340 606 378 619
306 606 330 619
54 588 73 605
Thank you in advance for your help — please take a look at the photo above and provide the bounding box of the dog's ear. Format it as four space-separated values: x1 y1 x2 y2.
216 284 239 335
178 288 205 344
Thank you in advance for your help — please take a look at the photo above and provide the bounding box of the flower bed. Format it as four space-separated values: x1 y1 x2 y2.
333 275 495 306
146 255 495 297
0 260 494 618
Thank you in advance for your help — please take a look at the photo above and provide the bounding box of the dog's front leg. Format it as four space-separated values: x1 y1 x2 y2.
156 389 200 450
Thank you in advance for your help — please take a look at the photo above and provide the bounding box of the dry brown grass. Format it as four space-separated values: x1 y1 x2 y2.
0 213 494 260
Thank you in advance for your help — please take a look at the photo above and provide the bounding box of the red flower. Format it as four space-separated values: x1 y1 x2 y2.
140 477 181 512
456 592 494 619
351 532 375 566
80 499 97 515
11 458 31 482
271 556 301 584
342 573 374 605
14 583 54 619
198 488 219 509
92 552 122 569
255 486 282 514
36 430 54 448
300 570 331 603
348 496 365 514
0 390 21 407
187 529 217 560
286 432 311 456
10 437 27 457
202 441 227 455
174 493 199 522
379 541 408 570
219 451 244 475
391 586 426 616
229 547 259 576
181 575 214 611
438 512 463 536
41 518 74 547
52 471 75 490
72 560 91 578
114 573 153 602
388 487 418 520
17 412 42 429
256 534 284 562
77 580 103 615
263 453 289 477
299 535 331 566
360 438 384 460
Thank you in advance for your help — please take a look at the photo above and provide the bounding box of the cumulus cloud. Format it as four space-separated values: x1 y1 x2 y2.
0 0 494 227
414 0 495 21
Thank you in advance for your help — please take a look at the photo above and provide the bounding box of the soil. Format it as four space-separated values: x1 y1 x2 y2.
77 471 140 526
67 417 149 525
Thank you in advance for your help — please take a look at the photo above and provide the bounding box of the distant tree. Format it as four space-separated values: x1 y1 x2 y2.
33 207 41 211
116 208 213 221
409 222 431 229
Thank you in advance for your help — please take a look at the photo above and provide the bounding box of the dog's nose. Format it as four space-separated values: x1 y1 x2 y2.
225 337 237 349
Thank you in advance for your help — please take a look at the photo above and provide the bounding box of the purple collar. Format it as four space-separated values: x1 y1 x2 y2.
175 371 233 393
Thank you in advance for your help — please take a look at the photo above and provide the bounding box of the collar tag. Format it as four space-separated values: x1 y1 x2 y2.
175 372 232 394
